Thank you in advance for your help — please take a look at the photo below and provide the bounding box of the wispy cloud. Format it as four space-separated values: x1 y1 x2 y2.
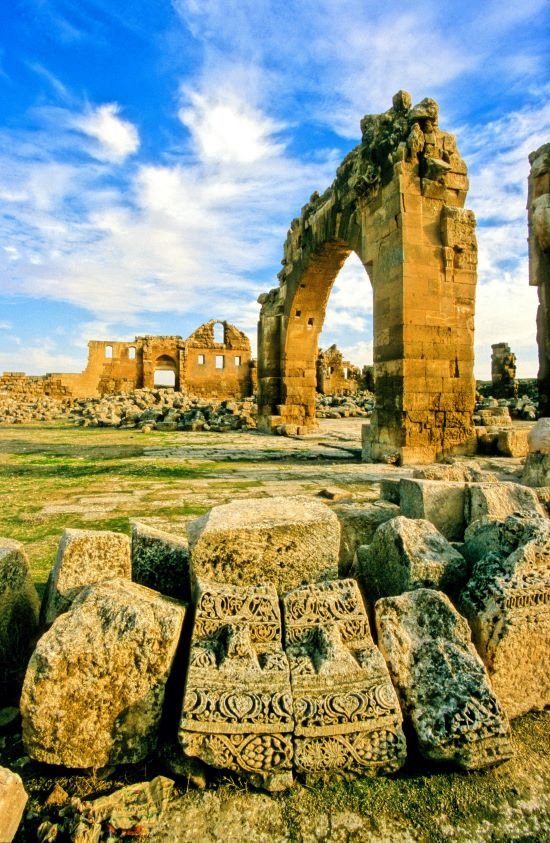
71 104 140 163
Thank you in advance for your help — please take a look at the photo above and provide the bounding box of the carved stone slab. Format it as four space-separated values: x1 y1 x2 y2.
376 589 513 770
460 523 550 718
282 578 406 776
179 579 294 790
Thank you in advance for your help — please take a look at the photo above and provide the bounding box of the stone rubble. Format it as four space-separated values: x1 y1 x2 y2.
0 764 28 843
0 539 40 701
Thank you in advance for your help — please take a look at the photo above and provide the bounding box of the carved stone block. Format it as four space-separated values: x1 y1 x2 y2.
376 589 513 770
179 580 294 791
282 579 406 776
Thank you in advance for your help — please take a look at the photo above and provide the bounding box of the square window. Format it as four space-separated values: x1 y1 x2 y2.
215 355 224 369
198 354 205 365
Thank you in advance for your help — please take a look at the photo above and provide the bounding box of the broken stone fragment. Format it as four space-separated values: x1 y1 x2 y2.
358 516 467 601
375 589 513 770
131 520 190 600
0 538 40 700
459 530 550 718
461 512 549 565
187 496 340 593
283 578 406 777
42 528 131 625
21 578 186 768
331 501 399 575
0 765 27 843
466 482 546 525
528 418 550 453
399 478 466 541
179 579 294 791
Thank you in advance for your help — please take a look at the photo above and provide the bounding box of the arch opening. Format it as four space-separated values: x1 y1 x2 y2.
213 322 224 344
154 354 177 388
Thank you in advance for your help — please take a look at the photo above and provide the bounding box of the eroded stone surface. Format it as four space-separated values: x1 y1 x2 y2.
462 513 550 564
466 482 546 525
283 578 406 776
22 578 186 768
131 520 189 600
358 516 467 600
331 501 399 574
0 765 27 843
179 579 294 790
375 589 513 769
187 496 340 593
399 478 466 540
460 528 550 718
0 538 40 698
43 528 131 625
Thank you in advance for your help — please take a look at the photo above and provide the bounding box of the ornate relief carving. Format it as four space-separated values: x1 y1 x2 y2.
282 579 406 775
179 580 294 787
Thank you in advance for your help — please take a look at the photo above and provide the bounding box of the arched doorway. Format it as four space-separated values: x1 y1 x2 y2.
154 354 178 388
257 91 478 464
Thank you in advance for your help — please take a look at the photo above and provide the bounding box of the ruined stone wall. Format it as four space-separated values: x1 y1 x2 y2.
0 372 73 400
491 342 518 400
182 321 253 399
316 345 361 395
257 91 477 464
528 144 550 417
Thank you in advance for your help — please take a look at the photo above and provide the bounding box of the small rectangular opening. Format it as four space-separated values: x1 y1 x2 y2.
128 347 136 360
105 345 113 358
307 317 314 329
234 356 241 367
215 355 224 369
197 354 205 365
295 309 301 317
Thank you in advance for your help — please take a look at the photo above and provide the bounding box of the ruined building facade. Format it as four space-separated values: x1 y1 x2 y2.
316 345 361 395
257 91 478 464
0 321 255 401
528 144 550 417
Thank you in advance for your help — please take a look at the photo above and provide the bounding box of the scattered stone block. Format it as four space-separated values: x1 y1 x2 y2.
399 478 466 541
0 538 40 700
379 478 400 504
42 528 131 625
331 501 399 575
375 589 513 770
412 462 494 482
0 766 27 843
496 429 529 458
460 532 550 718
187 496 340 593
478 407 512 427
522 453 550 488
21 579 186 768
358 516 467 601
462 513 550 564
131 521 189 600
466 482 546 525
283 579 406 777
317 487 352 501
528 418 550 453
179 579 294 791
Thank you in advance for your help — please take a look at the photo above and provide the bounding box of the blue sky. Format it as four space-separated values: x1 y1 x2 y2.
0 0 549 379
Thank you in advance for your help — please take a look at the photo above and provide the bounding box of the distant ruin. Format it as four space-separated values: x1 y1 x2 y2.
491 342 518 399
257 91 477 464
316 344 361 395
0 320 255 402
528 144 550 417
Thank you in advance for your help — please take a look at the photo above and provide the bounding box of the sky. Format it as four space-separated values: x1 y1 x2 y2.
0 0 549 380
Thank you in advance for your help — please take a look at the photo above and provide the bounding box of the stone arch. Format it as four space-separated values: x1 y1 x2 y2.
154 354 178 388
257 91 478 464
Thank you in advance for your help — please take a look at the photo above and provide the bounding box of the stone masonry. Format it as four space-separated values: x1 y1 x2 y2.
528 143 550 416
257 91 477 464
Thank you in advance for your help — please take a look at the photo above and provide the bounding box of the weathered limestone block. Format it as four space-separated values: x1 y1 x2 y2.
466 482 546 525
283 579 406 776
462 513 550 564
0 766 27 843
358 516 467 601
412 462 494 482
331 501 400 574
179 580 294 791
0 538 40 697
522 453 550 487
375 589 513 769
187 496 340 593
21 579 185 768
496 429 529 458
459 533 550 718
131 520 189 600
399 478 466 541
478 406 513 427
43 528 131 625
528 418 550 453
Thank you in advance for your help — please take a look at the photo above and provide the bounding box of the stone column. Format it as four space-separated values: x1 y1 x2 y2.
528 144 550 417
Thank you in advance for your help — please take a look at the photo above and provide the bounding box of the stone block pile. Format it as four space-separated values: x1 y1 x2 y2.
1 468 549 836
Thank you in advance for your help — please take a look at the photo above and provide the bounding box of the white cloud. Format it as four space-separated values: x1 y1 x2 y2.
72 104 140 163
0 321 12 331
